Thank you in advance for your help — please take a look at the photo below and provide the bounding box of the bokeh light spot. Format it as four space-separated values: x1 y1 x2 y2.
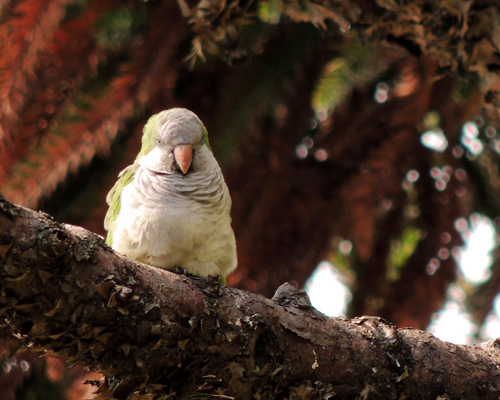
455 186 466 197
20 360 30 372
462 135 484 155
449 285 466 302
455 218 468 232
462 121 484 155
430 167 441 179
463 121 479 137
473 115 484 127
306 262 352 317
316 109 327 122
486 125 497 138
426 258 440 275
339 239 353 255
492 138 500 154
435 180 447 191
406 169 420 182
296 144 308 159
428 300 477 345
315 148 328 162
451 246 461 258
381 198 393 211
456 215 495 284
421 129 448 152
2 362 11 373
374 82 389 103
302 136 314 148
422 111 440 130
455 168 467 181
441 232 451 244
438 247 450 260
452 146 464 158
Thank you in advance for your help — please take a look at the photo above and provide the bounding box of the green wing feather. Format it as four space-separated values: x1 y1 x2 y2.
104 113 159 245
202 125 212 151
138 112 159 157
104 165 136 245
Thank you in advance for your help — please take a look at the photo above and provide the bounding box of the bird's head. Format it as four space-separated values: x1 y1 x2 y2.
138 108 212 175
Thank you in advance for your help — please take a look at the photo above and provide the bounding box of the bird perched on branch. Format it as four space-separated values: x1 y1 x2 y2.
104 108 237 282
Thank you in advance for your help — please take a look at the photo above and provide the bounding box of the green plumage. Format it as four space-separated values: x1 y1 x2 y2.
104 113 160 245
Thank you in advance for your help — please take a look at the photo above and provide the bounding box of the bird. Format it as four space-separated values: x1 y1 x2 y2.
104 108 237 282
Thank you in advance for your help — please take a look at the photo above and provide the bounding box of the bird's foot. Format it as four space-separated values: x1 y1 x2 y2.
171 265 194 277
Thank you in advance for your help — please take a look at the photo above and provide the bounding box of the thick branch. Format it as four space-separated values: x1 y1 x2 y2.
0 196 500 399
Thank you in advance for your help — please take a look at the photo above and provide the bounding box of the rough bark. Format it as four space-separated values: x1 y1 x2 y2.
1 195 500 400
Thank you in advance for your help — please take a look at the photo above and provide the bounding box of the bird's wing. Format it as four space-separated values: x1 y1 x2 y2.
104 164 137 245
202 125 211 151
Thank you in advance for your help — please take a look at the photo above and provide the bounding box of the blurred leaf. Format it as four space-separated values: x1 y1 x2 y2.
258 0 282 24
387 228 423 281
93 4 148 50
312 41 381 115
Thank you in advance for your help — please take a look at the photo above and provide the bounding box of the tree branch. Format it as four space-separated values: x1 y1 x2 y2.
1 196 500 399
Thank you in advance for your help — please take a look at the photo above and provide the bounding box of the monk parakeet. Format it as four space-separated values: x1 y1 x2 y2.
104 108 237 281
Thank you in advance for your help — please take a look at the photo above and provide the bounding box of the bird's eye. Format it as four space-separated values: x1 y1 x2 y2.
156 138 161 145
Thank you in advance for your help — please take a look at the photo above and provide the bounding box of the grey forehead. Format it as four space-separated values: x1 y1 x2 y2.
156 108 203 144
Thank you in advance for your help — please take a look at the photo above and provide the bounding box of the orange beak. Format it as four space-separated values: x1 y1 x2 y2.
174 145 193 175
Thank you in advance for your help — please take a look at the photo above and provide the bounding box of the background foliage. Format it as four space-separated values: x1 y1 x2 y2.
1 0 500 398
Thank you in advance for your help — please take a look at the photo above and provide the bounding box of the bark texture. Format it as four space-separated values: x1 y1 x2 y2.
1 195 500 400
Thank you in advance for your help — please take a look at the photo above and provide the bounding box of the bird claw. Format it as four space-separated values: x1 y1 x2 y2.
171 265 193 277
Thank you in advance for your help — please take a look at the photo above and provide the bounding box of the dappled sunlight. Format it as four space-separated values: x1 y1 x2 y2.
430 166 453 191
462 121 484 156
306 261 352 317
482 296 500 339
481 294 500 340
427 214 497 343
456 214 495 284
421 129 448 152
307 213 499 344
419 111 447 153
481 311 500 340
428 299 477 345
